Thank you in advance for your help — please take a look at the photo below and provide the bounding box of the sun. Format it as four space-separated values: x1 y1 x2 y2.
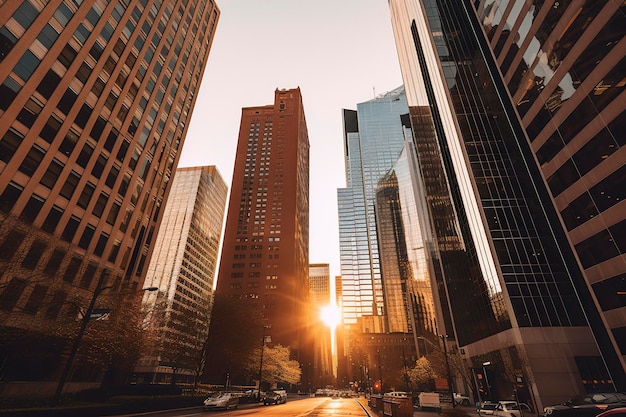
320 304 342 329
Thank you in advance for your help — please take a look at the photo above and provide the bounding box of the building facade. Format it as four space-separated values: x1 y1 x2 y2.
309 263 334 388
204 88 311 388
0 0 219 395
134 166 227 384
388 0 625 408
337 86 410 330
477 0 626 385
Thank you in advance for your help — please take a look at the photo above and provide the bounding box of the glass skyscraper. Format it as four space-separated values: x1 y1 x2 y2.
388 0 625 407
134 166 227 385
337 86 410 329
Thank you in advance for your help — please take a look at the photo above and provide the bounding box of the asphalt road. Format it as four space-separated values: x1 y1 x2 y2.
110 396 374 417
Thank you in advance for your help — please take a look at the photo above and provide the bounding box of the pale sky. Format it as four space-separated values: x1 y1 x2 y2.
178 0 403 279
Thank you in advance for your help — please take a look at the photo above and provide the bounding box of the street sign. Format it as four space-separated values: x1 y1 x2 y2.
78 308 111 321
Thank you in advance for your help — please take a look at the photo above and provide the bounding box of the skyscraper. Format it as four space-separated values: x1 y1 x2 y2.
204 88 311 387
388 0 625 406
0 0 219 395
134 166 227 385
337 86 410 330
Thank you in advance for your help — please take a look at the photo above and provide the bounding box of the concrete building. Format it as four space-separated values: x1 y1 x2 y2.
0 0 219 395
204 88 311 388
134 166 227 385
387 0 625 408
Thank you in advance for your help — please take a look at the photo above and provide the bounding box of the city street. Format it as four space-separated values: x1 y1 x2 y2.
110 396 375 417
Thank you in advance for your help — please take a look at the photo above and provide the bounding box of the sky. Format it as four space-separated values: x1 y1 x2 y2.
178 0 404 279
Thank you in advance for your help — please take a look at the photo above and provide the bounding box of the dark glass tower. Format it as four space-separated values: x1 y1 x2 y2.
388 0 625 408
0 0 218 395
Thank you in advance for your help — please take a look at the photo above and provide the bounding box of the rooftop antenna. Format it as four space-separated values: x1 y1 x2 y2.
373 86 376 98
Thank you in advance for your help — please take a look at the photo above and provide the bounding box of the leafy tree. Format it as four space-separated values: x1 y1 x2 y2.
245 343 301 386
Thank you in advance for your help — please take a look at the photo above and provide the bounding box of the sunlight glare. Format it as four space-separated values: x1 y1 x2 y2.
320 304 341 329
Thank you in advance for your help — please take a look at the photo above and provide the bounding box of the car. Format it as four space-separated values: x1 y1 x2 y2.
203 392 239 410
596 407 626 417
492 401 535 417
263 391 285 405
478 401 499 416
385 391 409 398
273 389 288 403
544 393 626 417
454 393 471 406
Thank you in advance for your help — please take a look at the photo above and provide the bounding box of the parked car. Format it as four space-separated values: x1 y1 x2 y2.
596 407 626 417
493 401 535 417
263 390 285 405
478 401 499 416
544 393 626 417
385 391 409 398
454 393 471 406
273 389 288 403
203 392 239 410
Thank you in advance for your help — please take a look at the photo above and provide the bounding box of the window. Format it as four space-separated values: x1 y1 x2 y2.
76 141 94 168
44 249 65 276
42 205 63 233
77 182 95 209
61 215 80 242
76 61 93 83
62 256 82 283
0 230 25 261
13 1 38 30
39 114 63 143
22 242 48 275
0 128 24 163
57 44 77 69
0 182 23 213
44 290 66 319
93 192 108 218
23 284 48 315
37 23 59 49
18 145 45 175
59 171 80 199
0 278 27 312
19 194 44 223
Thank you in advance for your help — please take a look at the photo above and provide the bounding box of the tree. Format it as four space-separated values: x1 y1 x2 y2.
245 344 301 386
202 292 265 385
408 356 439 390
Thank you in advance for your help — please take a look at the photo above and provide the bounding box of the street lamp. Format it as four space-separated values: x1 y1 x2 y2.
440 335 456 407
482 361 491 401
54 274 157 404
258 324 271 395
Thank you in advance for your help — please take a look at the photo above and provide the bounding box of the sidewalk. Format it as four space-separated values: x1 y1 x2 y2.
357 395 478 417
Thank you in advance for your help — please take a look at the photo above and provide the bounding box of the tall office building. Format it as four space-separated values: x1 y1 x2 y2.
0 0 219 395
337 86 410 330
388 0 625 407
134 166 227 384
478 0 626 385
204 88 311 387
309 263 333 388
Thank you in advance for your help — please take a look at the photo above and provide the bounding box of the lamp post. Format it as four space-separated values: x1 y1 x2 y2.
258 324 271 395
54 274 157 404
482 361 491 401
440 335 456 407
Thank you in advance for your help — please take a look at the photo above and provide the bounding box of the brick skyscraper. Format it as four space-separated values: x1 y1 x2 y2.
204 88 311 388
0 0 219 396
